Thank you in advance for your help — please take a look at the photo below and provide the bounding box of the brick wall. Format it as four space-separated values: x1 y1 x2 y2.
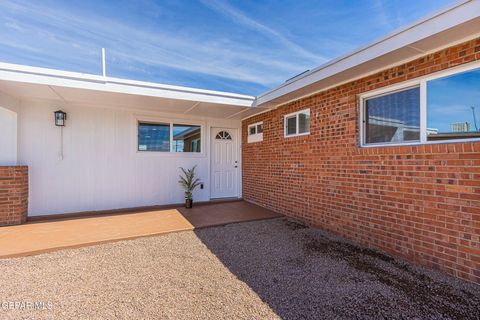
242 38 480 283
0 166 28 226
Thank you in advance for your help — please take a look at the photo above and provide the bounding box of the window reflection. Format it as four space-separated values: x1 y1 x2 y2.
298 111 310 134
173 124 201 152
427 68 480 141
138 122 170 152
286 116 296 135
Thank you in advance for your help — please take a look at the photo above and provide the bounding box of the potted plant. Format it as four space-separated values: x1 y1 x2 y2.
178 165 201 208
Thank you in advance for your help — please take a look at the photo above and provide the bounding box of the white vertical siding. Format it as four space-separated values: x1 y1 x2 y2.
0 92 19 165
17 99 242 216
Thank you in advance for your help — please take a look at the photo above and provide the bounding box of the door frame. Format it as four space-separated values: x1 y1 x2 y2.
209 127 241 200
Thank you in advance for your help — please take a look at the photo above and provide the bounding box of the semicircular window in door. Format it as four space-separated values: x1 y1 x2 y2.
215 131 232 140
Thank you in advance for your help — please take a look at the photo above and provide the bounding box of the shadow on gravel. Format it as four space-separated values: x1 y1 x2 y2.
194 218 480 320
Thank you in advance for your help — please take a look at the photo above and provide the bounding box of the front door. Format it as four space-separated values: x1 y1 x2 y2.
210 128 238 199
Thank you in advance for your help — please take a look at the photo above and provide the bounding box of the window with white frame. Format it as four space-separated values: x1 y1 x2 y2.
284 109 310 137
248 121 263 143
364 87 420 144
426 67 480 141
361 64 480 146
138 121 201 152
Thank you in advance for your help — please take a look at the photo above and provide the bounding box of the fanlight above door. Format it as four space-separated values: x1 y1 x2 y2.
215 131 232 140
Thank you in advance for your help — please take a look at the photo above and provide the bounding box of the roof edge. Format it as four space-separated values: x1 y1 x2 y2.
0 61 255 102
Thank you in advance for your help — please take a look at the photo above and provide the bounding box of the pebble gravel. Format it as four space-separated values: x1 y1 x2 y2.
0 218 478 319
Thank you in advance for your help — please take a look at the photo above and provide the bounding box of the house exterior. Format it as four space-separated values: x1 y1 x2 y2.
0 64 273 220
243 1 480 283
0 0 479 283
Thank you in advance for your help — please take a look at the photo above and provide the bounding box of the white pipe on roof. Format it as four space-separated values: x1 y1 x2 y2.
101 48 107 78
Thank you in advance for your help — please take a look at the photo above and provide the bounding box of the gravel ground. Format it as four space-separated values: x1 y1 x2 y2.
0 218 479 320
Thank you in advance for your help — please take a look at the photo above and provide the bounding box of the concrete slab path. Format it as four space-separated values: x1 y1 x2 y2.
0 201 281 258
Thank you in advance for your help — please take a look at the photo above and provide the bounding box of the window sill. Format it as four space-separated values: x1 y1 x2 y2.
135 150 207 158
284 132 310 138
248 133 263 143
360 137 480 148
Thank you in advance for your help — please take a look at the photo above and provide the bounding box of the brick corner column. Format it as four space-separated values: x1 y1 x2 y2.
0 166 28 226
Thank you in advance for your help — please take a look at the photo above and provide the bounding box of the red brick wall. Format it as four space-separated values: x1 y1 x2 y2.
242 38 480 283
0 166 28 226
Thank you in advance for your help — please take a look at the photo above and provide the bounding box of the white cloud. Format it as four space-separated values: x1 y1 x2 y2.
198 0 327 64
372 0 392 28
0 0 317 88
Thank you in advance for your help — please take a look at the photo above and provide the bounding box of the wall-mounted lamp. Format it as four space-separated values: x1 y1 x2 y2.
54 110 67 160
54 110 67 126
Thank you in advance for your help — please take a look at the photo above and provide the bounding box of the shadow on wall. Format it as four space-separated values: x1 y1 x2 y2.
194 218 480 319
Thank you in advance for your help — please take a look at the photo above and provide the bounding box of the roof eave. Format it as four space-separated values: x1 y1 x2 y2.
0 61 255 107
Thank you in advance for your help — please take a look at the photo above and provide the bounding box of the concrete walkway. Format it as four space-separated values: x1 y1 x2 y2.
0 201 281 258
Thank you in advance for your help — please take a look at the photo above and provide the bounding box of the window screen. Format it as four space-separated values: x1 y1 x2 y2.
364 87 420 144
286 116 297 135
138 122 170 152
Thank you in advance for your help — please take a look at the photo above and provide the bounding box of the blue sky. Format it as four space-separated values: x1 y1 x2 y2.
428 68 480 133
0 0 455 95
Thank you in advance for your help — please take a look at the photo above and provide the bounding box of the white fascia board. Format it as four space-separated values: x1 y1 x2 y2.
256 0 480 106
0 62 255 107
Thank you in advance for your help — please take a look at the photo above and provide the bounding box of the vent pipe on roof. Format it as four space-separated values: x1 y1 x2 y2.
101 48 107 77
284 69 310 83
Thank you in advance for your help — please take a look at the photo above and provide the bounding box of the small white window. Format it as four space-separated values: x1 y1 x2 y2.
284 109 310 137
248 121 263 143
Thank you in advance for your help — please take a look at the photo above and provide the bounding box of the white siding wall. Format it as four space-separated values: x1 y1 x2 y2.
0 92 19 165
18 99 242 216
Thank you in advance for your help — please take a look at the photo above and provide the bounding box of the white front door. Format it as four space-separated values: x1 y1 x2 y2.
210 128 238 199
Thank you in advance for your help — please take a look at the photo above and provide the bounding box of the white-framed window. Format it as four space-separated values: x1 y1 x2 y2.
363 86 420 145
138 121 202 152
284 109 310 137
248 121 263 143
360 62 480 147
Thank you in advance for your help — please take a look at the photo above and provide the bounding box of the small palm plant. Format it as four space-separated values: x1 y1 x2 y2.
178 165 201 208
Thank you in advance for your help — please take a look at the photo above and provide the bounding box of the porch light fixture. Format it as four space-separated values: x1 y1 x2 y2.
54 110 67 126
